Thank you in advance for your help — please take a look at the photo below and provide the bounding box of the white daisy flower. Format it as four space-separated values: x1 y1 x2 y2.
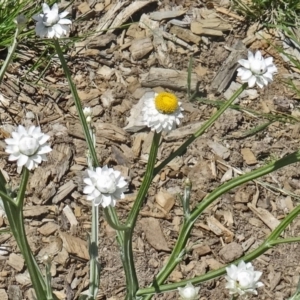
33 3 72 39
178 282 200 300
83 166 127 207
142 91 184 133
225 261 264 296
5 125 52 173
237 50 277 88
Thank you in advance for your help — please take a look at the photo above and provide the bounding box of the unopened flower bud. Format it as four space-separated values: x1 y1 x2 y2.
178 283 200 300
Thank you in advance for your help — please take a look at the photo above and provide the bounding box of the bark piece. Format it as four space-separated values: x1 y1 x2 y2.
241 148 257 165
248 203 280 231
129 37 153 60
141 67 199 91
210 40 247 93
0 289 8 300
59 231 89 260
169 26 201 44
52 180 77 204
155 191 175 213
206 216 234 243
149 10 186 21
139 217 170 251
38 222 60 236
63 205 79 230
8 253 24 271
191 22 223 36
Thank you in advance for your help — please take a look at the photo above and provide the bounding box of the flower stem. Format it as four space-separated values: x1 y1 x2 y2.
153 83 247 176
88 205 100 299
123 132 161 299
138 149 300 299
137 203 300 296
53 39 124 246
0 23 21 83
53 39 98 167
2 169 48 299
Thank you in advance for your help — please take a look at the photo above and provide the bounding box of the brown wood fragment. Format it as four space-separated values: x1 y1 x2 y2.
155 191 175 213
8 253 24 271
139 218 170 251
38 222 60 236
129 37 153 60
191 22 223 36
141 67 199 91
23 205 49 217
149 10 186 21
241 148 257 165
210 40 247 93
206 216 234 243
0 289 8 300
248 203 280 231
109 0 157 31
52 180 77 204
63 205 79 231
59 231 89 260
169 26 201 44
215 6 245 21
87 33 117 48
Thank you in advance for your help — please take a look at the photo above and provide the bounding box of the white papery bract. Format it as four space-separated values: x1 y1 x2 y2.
178 283 200 300
225 261 264 296
237 51 277 88
83 166 127 207
33 3 72 38
83 107 92 123
142 91 184 133
5 125 52 173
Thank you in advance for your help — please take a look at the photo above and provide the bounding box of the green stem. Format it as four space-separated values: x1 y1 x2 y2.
88 205 100 299
140 149 300 299
45 259 54 300
0 25 20 83
104 210 130 231
153 83 247 176
53 39 98 167
123 132 161 300
0 190 16 207
3 169 47 299
53 39 124 246
137 203 300 296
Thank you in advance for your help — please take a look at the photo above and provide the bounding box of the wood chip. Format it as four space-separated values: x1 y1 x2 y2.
241 148 257 165
52 180 77 204
63 205 79 230
141 67 199 91
129 37 153 60
8 253 24 271
23 205 49 217
38 222 60 236
139 217 170 251
215 6 245 21
169 26 201 44
155 190 175 213
206 216 234 243
210 40 247 93
191 22 223 36
149 10 186 21
59 231 89 260
248 203 280 231
0 289 8 300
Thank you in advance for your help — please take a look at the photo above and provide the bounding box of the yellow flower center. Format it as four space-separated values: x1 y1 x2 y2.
154 92 178 114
